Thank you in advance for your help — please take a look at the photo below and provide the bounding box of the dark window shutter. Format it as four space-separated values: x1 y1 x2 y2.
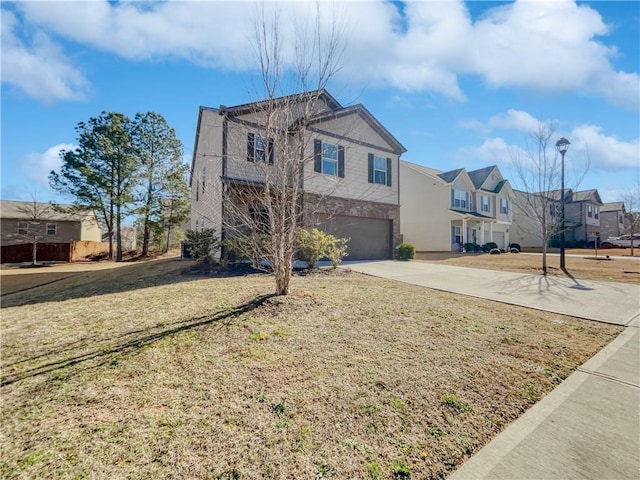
338 146 345 178
386 157 392 186
314 139 322 173
368 153 374 183
268 139 274 164
451 189 454 207
247 133 255 162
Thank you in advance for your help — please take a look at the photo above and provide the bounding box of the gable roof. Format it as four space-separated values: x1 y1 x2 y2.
307 103 407 155
438 168 465 183
601 202 625 212
0 200 96 222
218 89 342 117
571 189 603 205
467 165 497 189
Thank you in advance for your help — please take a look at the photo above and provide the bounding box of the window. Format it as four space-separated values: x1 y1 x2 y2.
454 226 462 244
201 167 206 194
46 223 57 235
314 139 344 177
452 190 468 209
619 214 624 224
481 195 490 212
249 205 269 233
594 207 599 219
587 205 593 218
368 153 392 186
17 222 28 234
322 142 338 176
500 198 509 214
247 133 274 163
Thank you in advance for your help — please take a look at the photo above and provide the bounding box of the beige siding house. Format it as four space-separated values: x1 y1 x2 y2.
400 162 514 252
190 91 406 260
599 202 626 240
0 200 102 246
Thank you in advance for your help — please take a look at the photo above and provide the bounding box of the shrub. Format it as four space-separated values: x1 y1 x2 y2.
510 247 520 253
221 233 270 269
482 242 498 253
296 228 349 269
395 243 415 261
184 228 219 263
489 248 501 255
325 235 350 268
463 242 480 253
499 248 507 253
509 243 521 251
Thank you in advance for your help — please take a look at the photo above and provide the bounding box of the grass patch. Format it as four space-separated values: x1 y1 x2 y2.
0 257 621 479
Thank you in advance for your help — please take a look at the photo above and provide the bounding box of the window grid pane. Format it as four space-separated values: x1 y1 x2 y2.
322 142 338 175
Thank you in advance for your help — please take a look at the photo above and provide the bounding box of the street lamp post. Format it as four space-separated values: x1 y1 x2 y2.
556 137 570 271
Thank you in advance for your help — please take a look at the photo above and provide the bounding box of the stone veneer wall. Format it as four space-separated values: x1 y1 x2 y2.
303 192 401 248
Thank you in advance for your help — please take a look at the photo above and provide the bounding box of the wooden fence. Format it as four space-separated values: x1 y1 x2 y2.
1 241 109 263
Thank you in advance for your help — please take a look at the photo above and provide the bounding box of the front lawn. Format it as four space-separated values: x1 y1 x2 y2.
0 258 621 479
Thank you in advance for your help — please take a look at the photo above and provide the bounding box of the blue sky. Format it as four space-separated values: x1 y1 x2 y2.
2 0 639 207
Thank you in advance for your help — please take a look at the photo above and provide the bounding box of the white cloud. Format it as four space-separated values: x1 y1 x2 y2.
488 110 541 133
8 1 639 109
569 125 640 169
21 144 76 187
1 10 89 102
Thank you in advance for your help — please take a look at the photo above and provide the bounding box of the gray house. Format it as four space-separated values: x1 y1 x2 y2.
189 90 406 260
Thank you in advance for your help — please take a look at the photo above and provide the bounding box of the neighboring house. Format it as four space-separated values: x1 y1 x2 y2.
599 202 626 240
0 200 102 246
510 188 603 248
400 162 514 252
189 90 406 260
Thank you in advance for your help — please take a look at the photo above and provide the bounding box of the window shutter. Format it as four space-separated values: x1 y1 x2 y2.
314 139 322 173
268 139 274 164
338 146 345 178
451 189 454 208
386 158 392 186
247 133 255 162
368 153 374 183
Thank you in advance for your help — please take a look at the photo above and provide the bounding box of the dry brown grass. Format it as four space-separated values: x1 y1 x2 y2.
415 249 640 284
0 258 621 479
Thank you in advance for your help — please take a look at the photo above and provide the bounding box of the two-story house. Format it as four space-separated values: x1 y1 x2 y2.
510 188 604 248
399 162 513 252
599 202 626 240
189 91 406 260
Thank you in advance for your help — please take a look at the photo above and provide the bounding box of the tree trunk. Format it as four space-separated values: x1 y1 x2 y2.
542 243 548 275
116 203 123 262
142 222 150 257
32 241 37 266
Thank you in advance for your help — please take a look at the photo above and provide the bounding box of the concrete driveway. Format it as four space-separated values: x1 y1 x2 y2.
343 260 640 480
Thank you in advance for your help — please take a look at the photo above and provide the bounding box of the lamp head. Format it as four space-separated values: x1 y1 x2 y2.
556 137 570 155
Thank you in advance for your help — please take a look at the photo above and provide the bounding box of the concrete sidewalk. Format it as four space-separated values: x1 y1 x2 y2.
343 260 640 480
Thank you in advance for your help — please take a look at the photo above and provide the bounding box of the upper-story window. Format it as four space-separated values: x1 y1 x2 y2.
500 198 509 214
17 222 28 234
594 207 599 219
587 205 593 218
619 213 624 224
368 154 392 186
247 133 274 164
314 139 344 178
46 223 57 235
452 189 468 209
481 195 490 212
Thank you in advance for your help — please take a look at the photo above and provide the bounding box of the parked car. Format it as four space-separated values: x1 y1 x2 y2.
606 235 640 248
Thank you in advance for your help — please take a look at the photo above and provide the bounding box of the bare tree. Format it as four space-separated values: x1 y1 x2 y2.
218 5 347 295
621 184 640 256
510 123 588 274
15 196 55 265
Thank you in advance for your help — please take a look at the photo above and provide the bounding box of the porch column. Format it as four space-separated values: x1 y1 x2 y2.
462 218 468 246
480 221 485 245
490 222 494 242
506 229 510 249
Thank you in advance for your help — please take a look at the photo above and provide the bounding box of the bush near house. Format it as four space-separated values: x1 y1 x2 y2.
463 242 481 253
295 228 350 269
482 242 498 253
396 243 415 261
490 248 501 255
509 243 521 252
184 229 219 264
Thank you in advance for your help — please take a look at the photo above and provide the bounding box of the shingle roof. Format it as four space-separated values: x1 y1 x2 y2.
467 165 496 189
438 168 465 183
0 200 95 222
601 202 624 212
